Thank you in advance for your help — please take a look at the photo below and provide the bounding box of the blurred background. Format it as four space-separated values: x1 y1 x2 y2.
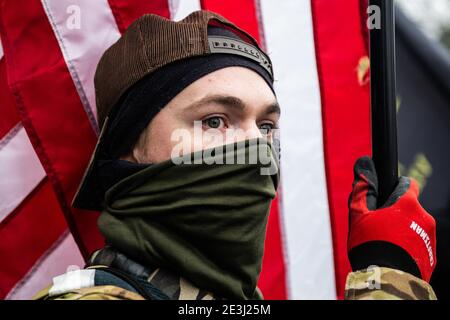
397 0 450 50
395 0 450 298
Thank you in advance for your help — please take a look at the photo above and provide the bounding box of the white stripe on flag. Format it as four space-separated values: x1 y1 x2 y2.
259 0 336 299
41 0 121 134
0 41 3 59
0 124 46 223
169 0 201 21
5 230 85 300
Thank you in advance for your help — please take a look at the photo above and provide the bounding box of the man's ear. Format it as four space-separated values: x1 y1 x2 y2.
119 152 139 163
132 147 149 164
121 126 151 164
119 146 148 164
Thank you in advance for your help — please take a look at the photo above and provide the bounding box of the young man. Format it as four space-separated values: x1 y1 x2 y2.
35 10 436 300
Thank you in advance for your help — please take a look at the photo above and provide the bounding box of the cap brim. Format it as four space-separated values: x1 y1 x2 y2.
72 118 110 211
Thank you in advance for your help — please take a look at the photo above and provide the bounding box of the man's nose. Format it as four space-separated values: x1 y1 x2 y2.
244 124 264 140
225 122 263 144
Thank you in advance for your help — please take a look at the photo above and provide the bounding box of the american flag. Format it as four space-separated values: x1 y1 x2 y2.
0 0 371 300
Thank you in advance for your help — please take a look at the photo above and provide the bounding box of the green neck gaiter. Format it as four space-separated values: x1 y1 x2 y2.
98 139 279 300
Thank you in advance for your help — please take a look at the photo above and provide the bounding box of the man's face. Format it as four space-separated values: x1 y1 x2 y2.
123 66 280 164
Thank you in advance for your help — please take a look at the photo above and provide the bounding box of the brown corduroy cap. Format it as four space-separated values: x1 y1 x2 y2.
94 10 273 131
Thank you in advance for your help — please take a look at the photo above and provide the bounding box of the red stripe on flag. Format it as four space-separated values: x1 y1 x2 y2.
0 0 104 259
201 0 261 43
0 179 67 299
107 0 171 33
311 0 372 298
0 59 19 138
201 0 287 299
260 194 287 299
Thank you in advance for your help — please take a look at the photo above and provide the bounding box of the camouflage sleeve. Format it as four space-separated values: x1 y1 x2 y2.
33 285 145 300
345 267 437 300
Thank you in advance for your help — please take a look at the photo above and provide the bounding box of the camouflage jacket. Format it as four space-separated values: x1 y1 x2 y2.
34 247 436 300
345 266 436 300
34 247 216 301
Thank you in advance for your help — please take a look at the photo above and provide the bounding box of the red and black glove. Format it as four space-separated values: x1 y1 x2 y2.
348 156 437 282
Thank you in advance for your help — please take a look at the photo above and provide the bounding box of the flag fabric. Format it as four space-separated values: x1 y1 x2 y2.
0 0 371 300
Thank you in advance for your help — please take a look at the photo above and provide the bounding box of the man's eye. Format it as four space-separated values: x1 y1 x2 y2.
259 123 275 134
203 116 225 129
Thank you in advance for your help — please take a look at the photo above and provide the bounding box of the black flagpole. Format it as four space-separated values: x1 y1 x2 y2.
369 0 399 207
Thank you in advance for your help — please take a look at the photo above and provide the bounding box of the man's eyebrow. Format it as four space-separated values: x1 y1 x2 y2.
184 94 280 115
184 94 247 113
265 101 281 116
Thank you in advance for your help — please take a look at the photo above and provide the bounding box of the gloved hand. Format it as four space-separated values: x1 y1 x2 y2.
347 156 437 282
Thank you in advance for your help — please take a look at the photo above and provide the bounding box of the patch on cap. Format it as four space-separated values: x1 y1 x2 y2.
208 36 273 78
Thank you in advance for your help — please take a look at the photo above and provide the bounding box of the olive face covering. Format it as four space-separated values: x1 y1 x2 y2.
99 139 279 299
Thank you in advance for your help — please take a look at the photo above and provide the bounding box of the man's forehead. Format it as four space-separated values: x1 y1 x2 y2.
182 94 280 115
